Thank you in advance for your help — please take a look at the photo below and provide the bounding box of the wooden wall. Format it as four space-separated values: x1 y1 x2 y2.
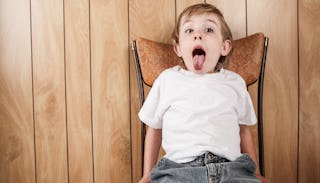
299 0 320 183
0 0 319 183
1 0 130 183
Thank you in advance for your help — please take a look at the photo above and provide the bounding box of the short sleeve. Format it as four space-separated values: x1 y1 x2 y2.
138 76 165 129
236 80 257 126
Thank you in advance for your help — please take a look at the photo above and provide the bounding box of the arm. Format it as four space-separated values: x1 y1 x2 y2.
139 126 162 183
240 125 271 183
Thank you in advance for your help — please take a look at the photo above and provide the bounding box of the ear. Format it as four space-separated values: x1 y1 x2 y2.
221 40 232 56
173 44 182 57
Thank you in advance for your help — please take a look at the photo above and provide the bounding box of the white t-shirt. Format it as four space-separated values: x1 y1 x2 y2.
139 65 257 163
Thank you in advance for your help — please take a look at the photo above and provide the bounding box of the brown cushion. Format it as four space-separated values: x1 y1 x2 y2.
135 33 265 86
135 38 181 86
226 33 265 85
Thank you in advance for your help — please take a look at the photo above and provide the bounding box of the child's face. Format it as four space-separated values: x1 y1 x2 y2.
174 13 231 74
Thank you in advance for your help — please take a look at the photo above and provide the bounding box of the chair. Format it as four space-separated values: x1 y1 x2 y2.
131 33 269 176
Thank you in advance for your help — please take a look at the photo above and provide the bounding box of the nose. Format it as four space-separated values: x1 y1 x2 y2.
194 34 202 40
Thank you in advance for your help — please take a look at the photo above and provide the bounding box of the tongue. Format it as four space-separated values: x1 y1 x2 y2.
193 55 205 70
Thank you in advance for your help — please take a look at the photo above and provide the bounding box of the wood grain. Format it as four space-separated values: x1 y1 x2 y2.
31 0 68 182
176 0 204 16
91 0 131 182
247 0 298 182
64 0 93 183
0 1 35 182
130 0 175 43
299 0 320 182
130 1 175 182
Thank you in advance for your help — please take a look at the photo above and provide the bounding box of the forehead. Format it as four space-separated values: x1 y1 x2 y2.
180 13 221 26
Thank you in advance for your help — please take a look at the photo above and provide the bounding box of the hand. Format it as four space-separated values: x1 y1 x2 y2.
138 175 151 183
256 174 271 183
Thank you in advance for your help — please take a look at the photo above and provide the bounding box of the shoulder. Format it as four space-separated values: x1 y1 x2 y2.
163 65 182 74
221 68 243 80
157 65 182 79
220 68 247 89
153 65 181 87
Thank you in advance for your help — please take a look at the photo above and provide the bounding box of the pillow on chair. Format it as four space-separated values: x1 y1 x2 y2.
134 32 265 86
226 33 265 85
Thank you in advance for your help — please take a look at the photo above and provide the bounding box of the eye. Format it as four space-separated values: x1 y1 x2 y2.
184 28 193 33
205 27 214 33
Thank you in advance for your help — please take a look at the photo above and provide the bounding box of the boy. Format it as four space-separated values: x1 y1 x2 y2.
139 3 270 183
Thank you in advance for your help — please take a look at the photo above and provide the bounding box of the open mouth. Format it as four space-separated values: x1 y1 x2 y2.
192 47 206 70
192 48 206 57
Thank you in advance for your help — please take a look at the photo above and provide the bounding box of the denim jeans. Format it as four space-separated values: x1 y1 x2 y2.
150 152 261 183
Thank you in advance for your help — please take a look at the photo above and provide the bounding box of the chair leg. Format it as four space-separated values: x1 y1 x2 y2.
131 40 146 172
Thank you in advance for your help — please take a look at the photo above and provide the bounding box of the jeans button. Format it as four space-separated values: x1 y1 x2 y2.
208 176 214 183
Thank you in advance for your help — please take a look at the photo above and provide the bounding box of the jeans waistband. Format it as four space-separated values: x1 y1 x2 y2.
183 152 230 166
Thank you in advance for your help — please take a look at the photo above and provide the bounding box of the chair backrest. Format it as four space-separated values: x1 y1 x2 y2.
131 32 269 175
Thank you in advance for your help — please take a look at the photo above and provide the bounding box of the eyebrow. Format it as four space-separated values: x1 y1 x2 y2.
181 18 218 27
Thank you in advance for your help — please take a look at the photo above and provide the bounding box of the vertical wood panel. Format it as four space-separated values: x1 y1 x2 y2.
64 0 93 183
0 1 35 182
31 0 68 182
247 1 298 182
176 0 204 16
130 0 175 43
129 64 143 183
299 0 320 182
129 1 175 182
91 0 130 182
